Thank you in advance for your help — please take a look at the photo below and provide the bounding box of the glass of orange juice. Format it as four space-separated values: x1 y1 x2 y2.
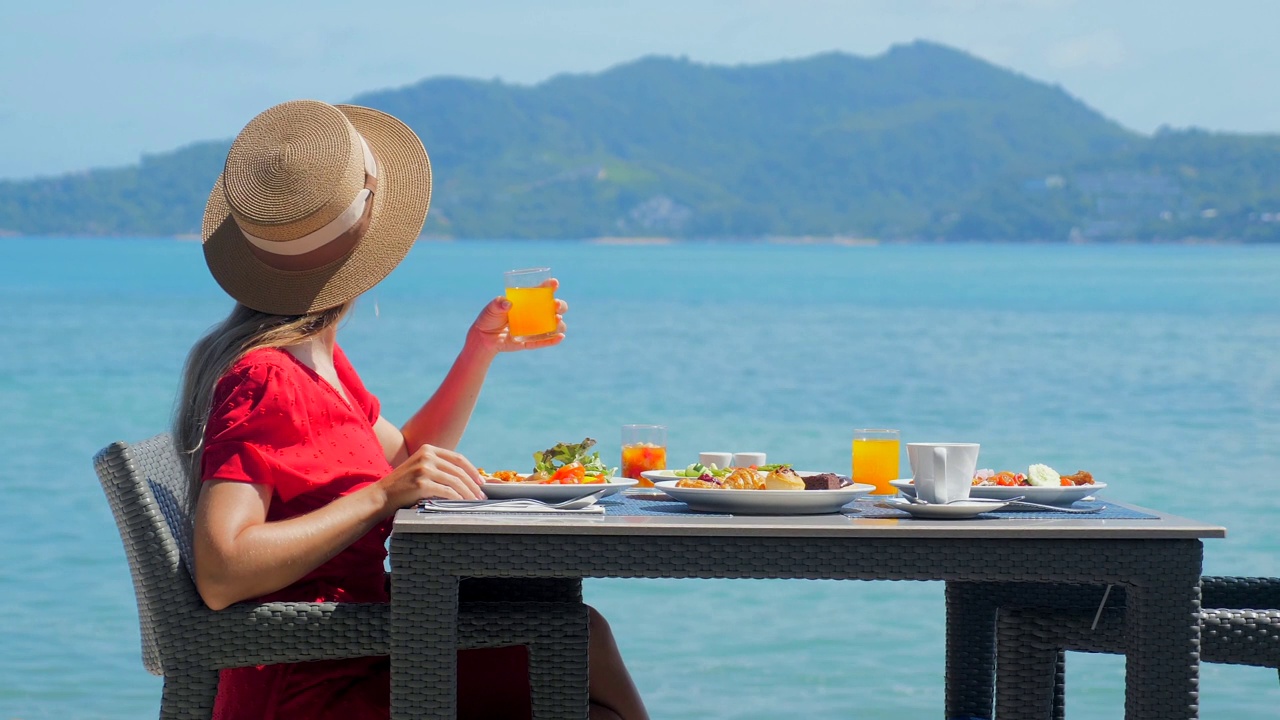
504 267 557 341
621 424 667 486
852 428 900 495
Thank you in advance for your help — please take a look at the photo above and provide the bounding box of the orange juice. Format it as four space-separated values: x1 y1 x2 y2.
622 443 667 486
505 286 557 338
852 437 900 495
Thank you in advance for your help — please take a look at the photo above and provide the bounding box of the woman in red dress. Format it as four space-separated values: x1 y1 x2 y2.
174 100 648 720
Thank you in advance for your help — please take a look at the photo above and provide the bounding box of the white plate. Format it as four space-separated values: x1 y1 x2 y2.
654 479 874 515
881 497 1010 519
482 476 637 501
641 469 830 484
889 479 1105 507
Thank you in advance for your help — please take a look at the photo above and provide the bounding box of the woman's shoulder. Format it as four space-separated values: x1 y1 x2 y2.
229 346 295 372
215 347 307 396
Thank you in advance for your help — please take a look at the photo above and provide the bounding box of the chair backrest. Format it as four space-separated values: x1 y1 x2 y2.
94 433 201 676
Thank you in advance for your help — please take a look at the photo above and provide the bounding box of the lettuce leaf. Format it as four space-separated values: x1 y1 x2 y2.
532 438 616 477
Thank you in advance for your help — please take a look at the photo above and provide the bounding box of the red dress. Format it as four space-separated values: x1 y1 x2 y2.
201 345 531 720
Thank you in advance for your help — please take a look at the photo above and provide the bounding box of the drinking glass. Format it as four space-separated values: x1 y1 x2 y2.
621 424 667 486
852 428 901 495
504 267 557 340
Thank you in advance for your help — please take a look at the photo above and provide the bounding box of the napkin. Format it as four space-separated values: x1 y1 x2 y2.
417 500 605 515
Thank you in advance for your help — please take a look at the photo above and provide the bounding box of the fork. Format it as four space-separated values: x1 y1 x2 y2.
999 499 1106 514
901 494 1105 514
424 489 608 511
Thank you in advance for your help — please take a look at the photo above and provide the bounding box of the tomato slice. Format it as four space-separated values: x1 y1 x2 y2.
551 463 586 484
993 471 1021 487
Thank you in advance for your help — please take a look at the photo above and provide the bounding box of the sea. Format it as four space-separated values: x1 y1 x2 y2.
1 237 1278 719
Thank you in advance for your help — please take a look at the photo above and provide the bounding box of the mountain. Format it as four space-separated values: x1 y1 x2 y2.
1 41 1277 242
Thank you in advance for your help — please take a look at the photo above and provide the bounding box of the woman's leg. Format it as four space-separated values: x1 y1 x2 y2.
586 606 649 720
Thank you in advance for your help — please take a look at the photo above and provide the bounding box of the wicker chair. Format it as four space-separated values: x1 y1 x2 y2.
960 580 1280 719
95 434 589 719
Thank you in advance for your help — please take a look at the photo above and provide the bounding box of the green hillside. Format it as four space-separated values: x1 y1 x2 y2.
2 41 1277 242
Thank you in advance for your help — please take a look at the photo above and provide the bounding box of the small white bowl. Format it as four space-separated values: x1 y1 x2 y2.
698 452 733 469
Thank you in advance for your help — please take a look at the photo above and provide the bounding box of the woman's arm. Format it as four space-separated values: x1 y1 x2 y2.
391 290 567 457
193 445 485 610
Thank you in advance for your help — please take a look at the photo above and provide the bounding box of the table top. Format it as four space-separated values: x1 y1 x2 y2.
394 495 1226 540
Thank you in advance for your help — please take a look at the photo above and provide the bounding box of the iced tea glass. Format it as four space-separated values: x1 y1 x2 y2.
622 424 667 486
852 428 900 495
504 267 557 341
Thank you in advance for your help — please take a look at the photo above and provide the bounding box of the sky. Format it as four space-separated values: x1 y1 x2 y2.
1 0 1276 180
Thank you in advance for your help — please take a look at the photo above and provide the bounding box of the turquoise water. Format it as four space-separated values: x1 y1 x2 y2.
2 237 1278 719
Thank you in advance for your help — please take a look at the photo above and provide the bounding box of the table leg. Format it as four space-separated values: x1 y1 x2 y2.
1125 544 1203 720
391 537 460 720
946 581 998 719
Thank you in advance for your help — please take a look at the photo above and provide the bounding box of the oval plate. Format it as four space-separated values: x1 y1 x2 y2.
889 478 1105 507
641 469 831 484
482 476 637 501
654 479 874 515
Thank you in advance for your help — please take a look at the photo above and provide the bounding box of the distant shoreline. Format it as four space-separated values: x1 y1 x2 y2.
0 234 1265 246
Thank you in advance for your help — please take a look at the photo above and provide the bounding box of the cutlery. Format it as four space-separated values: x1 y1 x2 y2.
900 494 1000 506
424 489 608 511
899 494 1105 514
1000 499 1105 514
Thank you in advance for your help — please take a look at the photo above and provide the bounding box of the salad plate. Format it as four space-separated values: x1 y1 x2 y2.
482 476 637 501
654 480 874 515
890 478 1105 507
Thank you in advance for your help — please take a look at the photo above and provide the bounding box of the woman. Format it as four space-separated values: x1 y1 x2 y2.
175 99 648 720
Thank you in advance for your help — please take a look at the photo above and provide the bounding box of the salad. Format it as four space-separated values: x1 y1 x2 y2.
672 462 793 481
529 438 618 485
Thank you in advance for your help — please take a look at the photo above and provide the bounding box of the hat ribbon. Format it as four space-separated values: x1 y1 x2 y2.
242 135 380 271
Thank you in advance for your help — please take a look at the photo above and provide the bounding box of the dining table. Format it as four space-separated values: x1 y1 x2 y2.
389 491 1225 719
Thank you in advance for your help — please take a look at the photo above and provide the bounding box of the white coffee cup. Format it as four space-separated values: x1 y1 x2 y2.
732 452 767 468
907 443 980 504
699 452 733 470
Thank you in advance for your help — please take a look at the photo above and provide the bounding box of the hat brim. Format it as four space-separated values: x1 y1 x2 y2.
202 104 431 316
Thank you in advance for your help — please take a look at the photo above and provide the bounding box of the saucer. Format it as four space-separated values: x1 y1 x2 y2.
882 497 1009 519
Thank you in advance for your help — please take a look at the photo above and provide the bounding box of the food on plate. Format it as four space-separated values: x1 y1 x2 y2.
971 464 1096 488
531 438 616 484
673 462 730 479
1059 470 1095 486
1026 463 1061 487
721 467 766 489
673 476 721 489
478 469 524 483
972 469 1027 487
801 473 848 490
674 464 847 491
479 438 617 485
675 466 765 490
764 467 805 491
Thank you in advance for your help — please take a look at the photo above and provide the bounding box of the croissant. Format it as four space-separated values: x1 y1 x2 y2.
723 467 765 490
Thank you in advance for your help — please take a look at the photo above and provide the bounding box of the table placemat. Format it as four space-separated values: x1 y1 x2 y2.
850 498 1157 520
600 493 1156 520
601 493 731 516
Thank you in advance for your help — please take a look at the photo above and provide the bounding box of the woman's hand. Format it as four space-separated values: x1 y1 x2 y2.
377 444 487 508
467 278 568 354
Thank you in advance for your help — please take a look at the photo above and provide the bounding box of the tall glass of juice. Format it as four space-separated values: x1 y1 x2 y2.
503 267 557 340
621 424 667 487
852 428 900 495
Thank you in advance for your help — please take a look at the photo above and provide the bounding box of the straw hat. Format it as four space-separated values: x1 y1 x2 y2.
202 100 431 315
